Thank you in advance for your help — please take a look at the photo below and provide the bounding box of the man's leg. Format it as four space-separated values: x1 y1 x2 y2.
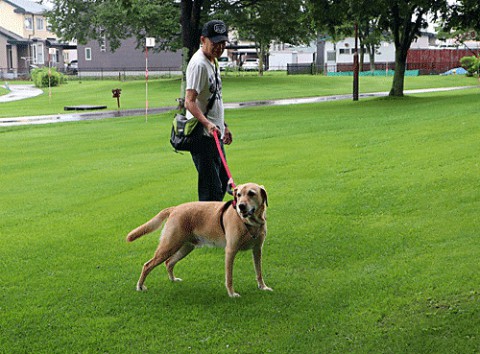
191 137 226 201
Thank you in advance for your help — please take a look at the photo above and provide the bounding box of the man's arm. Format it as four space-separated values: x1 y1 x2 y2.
185 89 218 136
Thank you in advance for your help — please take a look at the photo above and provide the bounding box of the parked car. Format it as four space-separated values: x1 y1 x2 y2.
66 60 78 75
242 58 259 71
218 56 235 71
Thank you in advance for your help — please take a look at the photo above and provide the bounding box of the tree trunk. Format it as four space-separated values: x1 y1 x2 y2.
369 47 375 72
257 42 267 76
389 45 408 97
359 44 364 72
180 0 203 62
179 0 203 107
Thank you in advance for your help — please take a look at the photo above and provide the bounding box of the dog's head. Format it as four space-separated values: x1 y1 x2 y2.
233 183 268 225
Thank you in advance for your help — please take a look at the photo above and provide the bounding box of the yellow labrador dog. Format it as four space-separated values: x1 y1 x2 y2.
126 183 272 297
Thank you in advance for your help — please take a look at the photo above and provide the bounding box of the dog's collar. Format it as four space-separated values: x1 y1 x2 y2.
220 200 258 239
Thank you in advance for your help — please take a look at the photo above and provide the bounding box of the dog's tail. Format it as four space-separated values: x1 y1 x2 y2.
126 207 174 242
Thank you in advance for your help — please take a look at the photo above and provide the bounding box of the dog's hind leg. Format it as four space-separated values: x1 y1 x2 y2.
136 252 171 291
165 243 195 282
136 242 182 291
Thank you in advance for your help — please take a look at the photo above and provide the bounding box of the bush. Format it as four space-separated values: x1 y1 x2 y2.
31 67 66 88
459 55 480 76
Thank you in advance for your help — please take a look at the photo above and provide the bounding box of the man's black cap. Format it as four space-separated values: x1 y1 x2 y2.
202 20 229 43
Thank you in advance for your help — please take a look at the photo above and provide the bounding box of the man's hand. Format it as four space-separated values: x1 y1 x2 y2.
205 121 220 137
223 126 233 145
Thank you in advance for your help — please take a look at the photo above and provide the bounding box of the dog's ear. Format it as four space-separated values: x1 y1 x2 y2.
260 185 268 207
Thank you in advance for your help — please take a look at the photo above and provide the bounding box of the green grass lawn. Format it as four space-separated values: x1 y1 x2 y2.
0 74 478 118
1 82 479 352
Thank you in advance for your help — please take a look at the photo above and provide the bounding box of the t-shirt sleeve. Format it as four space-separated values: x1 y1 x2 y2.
186 60 206 95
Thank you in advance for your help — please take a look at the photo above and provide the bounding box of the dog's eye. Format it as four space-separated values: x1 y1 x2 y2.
237 192 242 197
247 190 256 197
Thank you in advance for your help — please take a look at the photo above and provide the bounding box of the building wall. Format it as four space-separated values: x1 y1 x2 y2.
269 51 315 70
22 14 52 40
0 1 23 35
77 37 182 71
324 37 396 65
0 35 8 68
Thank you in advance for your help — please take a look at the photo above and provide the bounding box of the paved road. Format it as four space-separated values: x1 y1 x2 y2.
0 84 478 127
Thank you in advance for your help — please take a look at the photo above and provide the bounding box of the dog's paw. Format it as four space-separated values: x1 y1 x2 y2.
229 292 241 298
170 277 183 282
136 284 147 291
259 285 273 292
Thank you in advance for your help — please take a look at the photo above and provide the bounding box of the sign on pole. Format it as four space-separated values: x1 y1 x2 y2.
48 48 56 99
145 37 155 122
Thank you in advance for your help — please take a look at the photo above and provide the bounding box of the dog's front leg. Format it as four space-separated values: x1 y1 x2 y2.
253 245 272 292
225 246 240 297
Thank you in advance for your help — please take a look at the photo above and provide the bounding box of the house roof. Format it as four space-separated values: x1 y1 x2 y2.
0 26 27 43
4 0 46 15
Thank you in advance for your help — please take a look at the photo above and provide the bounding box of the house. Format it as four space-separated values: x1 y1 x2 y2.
76 37 182 77
269 42 317 71
316 31 479 74
317 35 397 73
0 0 73 79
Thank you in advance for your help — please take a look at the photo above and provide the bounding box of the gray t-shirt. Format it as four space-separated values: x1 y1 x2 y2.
186 49 225 137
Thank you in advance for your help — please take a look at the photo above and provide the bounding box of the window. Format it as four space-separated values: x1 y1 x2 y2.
36 17 44 31
85 47 92 61
100 35 106 52
31 43 44 64
327 51 336 61
339 48 351 55
25 17 33 30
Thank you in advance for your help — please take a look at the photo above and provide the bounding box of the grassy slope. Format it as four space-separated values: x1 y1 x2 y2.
0 86 479 352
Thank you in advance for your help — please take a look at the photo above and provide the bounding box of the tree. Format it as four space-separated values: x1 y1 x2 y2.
215 0 314 75
45 0 180 52
358 17 389 72
382 1 448 96
309 0 450 97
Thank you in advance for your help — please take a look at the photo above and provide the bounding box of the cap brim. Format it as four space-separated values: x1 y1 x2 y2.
209 35 229 43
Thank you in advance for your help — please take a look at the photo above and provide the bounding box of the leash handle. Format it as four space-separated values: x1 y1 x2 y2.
213 130 236 190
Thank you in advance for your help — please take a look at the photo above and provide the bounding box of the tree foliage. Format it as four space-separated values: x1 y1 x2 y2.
443 0 480 34
215 0 314 75
45 0 180 52
309 0 450 96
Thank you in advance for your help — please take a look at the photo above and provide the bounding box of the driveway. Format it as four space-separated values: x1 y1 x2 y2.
0 84 43 103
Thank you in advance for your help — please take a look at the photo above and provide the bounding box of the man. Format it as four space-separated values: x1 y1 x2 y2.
185 20 233 201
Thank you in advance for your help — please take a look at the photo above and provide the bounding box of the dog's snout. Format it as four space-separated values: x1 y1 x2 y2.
238 203 247 211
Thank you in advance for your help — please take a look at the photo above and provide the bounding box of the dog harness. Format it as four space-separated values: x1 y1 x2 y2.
219 200 234 235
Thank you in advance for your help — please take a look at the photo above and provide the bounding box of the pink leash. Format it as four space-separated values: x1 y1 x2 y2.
213 130 237 192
